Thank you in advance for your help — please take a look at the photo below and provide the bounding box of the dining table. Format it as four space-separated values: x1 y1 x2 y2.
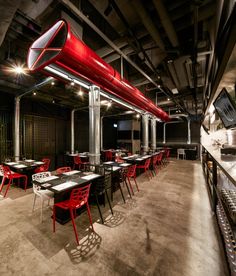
33 169 103 224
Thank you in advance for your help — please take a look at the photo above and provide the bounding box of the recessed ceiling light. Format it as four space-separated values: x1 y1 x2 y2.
136 113 140 118
167 98 170 101
33 92 37 96
51 81 55 86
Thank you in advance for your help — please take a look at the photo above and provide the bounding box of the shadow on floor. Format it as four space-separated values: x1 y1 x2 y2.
64 229 102 264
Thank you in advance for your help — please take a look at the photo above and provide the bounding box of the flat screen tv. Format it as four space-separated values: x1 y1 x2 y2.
213 88 236 129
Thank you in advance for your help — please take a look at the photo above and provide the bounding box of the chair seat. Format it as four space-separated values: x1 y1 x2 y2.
38 189 54 198
54 199 86 210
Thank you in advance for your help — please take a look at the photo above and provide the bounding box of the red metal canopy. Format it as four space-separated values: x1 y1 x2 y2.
27 19 169 122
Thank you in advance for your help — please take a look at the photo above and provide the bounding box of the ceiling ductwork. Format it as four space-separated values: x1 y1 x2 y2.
131 0 165 51
27 19 170 121
152 0 179 47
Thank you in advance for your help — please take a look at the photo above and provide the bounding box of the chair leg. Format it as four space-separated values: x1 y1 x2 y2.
133 177 139 192
53 205 56 232
4 178 12 197
124 179 132 198
118 183 125 203
105 190 113 215
0 177 6 193
32 194 37 212
127 177 134 195
86 203 94 231
40 198 44 223
70 208 79 245
23 176 28 191
95 195 104 224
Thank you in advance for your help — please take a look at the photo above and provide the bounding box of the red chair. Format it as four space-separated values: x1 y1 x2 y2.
152 155 158 176
35 158 51 173
156 152 163 168
53 184 93 245
56 166 71 175
0 165 28 197
73 155 89 170
104 151 113 161
137 158 152 180
126 164 139 195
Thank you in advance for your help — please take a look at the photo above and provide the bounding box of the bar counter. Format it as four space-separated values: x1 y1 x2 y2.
202 144 236 186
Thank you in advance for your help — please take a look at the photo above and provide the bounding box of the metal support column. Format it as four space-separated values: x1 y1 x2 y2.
71 109 75 154
187 117 191 144
14 98 20 161
101 116 103 150
151 117 156 152
89 85 101 165
142 114 149 154
14 77 52 161
163 123 166 144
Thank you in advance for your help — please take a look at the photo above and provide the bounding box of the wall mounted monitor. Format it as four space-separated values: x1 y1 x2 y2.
213 88 236 129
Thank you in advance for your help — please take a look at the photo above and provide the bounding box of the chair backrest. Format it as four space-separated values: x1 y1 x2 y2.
1 165 12 176
127 164 136 177
156 152 163 162
74 155 82 165
144 158 151 169
69 184 91 208
32 171 51 181
56 166 71 174
32 171 52 194
152 155 157 165
42 158 50 171
105 151 113 161
177 149 185 155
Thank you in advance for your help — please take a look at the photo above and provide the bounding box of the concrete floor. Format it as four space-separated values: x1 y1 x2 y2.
0 159 229 276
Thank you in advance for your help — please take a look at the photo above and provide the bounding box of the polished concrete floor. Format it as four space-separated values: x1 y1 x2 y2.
0 159 229 276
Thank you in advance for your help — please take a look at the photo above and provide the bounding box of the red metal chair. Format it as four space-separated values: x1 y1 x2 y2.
104 150 113 161
137 158 152 180
0 165 28 197
35 158 51 173
73 155 89 170
53 184 93 245
126 164 139 195
56 166 71 174
156 152 163 168
152 155 158 176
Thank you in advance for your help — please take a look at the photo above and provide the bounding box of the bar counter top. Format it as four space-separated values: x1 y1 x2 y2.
202 144 236 185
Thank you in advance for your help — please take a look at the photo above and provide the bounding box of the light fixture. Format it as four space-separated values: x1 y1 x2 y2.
51 81 55 86
33 92 37 96
167 98 170 101
158 85 161 88
70 80 75 86
172 88 179 94
52 99 55 104
113 123 117 128
107 100 112 108
136 113 140 118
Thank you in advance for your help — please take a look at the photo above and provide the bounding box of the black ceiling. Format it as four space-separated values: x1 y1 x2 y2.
0 0 235 118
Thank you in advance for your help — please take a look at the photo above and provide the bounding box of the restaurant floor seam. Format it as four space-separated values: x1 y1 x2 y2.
0 159 229 276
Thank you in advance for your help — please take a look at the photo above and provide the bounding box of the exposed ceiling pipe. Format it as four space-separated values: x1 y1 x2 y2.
27 19 169 121
152 0 179 47
0 0 20 47
108 0 159 73
131 0 165 51
59 0 170 100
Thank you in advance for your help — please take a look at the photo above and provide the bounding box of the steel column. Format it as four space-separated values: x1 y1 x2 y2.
14 98 20 161
101 116 103 150
151 118 156 151
142 114 149 154
187 117 191 144
163 123 166 144
89 85 101 165
71 109 75 154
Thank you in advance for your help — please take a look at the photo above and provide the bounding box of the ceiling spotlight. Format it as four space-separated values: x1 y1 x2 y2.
157 85 161 88
107 100 112 108
157 75 161 79
167 59 173 64
70 80 75 86
52 99 55 104
51 81 55 86
167 98 170 101
33 92 37 96
136 113 140 118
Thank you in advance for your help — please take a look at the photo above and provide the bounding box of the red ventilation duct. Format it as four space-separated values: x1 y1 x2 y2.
27 19 169 122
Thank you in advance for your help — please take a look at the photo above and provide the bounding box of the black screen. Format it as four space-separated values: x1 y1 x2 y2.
213 89 236 129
